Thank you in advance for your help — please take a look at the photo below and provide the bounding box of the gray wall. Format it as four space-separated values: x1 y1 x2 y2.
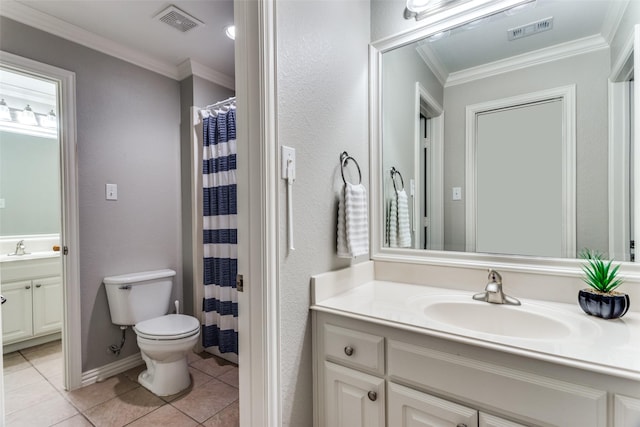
1 17 183 371
179 75 234 316
0 131 60 236
443 49 611 254
275 1 370 424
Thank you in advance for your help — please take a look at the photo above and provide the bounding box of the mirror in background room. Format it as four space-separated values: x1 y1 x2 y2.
380 0 637 262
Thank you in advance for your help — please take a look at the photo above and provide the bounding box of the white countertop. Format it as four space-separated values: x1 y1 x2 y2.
0 251 61 263
312 280 640 381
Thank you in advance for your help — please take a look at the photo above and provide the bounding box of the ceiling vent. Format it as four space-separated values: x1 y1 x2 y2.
508 17 554 41
154 5 204 33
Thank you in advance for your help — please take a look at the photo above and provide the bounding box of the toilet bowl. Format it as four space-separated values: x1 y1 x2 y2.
103 269 201 397
134 314 200 396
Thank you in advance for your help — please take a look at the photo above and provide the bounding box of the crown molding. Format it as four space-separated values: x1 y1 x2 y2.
415 42 447 87
445 34 609 87
178 59 235 90
0 0 234 87
601 0 629 45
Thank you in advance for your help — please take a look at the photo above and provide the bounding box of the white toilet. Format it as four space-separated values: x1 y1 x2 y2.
103 269 200 396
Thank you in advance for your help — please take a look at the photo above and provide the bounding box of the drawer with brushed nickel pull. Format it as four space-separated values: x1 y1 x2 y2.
323 323 384 375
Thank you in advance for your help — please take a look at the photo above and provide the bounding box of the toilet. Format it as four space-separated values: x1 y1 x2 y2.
103 269 200 396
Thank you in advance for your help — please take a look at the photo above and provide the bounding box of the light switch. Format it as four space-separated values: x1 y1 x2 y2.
106 184 118 201
281 146 296 180
452 187 462 201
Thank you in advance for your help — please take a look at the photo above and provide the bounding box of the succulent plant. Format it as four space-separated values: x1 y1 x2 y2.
580 249 623 294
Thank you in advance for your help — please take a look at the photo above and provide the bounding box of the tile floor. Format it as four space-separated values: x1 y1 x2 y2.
3 340 240 426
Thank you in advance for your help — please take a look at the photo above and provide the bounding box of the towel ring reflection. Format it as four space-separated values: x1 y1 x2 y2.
340 151 362 185
390 167 404 192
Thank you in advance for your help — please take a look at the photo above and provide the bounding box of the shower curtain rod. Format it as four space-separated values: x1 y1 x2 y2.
205 96 236 110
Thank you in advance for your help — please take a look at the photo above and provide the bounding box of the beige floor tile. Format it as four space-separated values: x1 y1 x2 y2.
170 378 238 423
6 394 78 426
217 367 238 388
189 356 235 378
3 365 44 393
5 375 60 415
202 400 239 427
83 387 164 427
32 356 63 380
127 404 199 427
186 350 214 364
122 363 146 384
3 351 30 374
52 414 94 427
47 372 67 391
20 340 62 364
161 367 215 403
64 374 139 411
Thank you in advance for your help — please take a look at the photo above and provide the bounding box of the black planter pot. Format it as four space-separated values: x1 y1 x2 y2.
578 289 630 319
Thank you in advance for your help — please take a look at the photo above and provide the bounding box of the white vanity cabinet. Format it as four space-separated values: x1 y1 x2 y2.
1 256 62 349
312 310 638 427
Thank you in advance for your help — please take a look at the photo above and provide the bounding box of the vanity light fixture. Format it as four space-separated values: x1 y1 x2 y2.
405 0 536 21
40 109 57 129
0 99 11 121
18 104 38 126
225 25 235 40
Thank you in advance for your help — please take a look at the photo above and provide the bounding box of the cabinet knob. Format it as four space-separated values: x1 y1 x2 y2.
25 285 31 290
344 346 354 356
35 284 42 288
456 424 467 427
367 391 377 401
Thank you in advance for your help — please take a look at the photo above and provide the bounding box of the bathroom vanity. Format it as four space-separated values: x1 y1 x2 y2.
311 262 640 427
0 252 62 353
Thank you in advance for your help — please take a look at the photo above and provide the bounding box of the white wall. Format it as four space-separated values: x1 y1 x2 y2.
1 17 183 371
275 1 370 424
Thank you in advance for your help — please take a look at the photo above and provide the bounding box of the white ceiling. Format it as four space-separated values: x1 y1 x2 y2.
1 0 235 87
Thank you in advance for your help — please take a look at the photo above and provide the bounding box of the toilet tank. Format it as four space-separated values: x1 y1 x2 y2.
104 269 175 326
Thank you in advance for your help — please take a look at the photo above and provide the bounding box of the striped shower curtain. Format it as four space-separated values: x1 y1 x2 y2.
202 106 238 355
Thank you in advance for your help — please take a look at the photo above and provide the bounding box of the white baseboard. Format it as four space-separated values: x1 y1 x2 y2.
81 352 144 387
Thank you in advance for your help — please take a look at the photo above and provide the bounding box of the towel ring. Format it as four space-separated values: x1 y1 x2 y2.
340 151 362 185
390 167 404 192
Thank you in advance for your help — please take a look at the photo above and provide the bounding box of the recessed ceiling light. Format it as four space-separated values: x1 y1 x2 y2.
225 25 235 40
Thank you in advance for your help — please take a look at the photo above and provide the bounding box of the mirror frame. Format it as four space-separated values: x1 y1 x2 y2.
369 1 640 282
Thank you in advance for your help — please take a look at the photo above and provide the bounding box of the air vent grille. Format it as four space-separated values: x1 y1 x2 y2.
508 17 554 41
155 5 204 33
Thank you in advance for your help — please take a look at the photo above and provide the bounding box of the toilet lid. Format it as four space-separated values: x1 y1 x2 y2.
134 314 200 340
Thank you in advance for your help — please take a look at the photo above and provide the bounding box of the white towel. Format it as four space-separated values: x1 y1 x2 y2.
388 197 398 248
337 186 350 258
337 183 369 258
396 189 411 248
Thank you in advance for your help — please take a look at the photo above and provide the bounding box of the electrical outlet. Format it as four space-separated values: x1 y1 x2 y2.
281 146 296 180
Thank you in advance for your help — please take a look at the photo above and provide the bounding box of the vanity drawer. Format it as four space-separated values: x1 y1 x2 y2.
323 323 384 375
388 339 607 427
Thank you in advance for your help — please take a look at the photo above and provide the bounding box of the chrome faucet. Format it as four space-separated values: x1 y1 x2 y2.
473 269 521 305
9 240 28 256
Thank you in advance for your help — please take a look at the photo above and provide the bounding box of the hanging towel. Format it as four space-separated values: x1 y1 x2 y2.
337 182 369 258
388 196 398 248
337 186 350 258
396 189 411 248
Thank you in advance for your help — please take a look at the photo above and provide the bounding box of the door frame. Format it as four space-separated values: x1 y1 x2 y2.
465 85 576 257
0 51 81 391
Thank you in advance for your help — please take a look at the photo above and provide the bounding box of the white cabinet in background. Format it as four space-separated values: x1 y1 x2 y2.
1 275 62 346
479 413 527 427
615 395 640 427
324 361 385 427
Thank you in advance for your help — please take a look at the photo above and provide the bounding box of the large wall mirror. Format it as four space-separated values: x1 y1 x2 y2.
371 0 640 268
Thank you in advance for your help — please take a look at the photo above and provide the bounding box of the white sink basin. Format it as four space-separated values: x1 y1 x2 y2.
419 295 596 341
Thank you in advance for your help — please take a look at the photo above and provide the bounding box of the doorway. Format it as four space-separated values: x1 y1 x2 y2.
0 51 81 413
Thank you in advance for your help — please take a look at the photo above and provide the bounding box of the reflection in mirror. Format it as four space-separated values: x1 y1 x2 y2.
0 69 60 237
379 0 638 261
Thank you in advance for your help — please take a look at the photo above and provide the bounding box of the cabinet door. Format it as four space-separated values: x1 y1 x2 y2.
388 382 477 427
1 280 33 344
324 361 384 427
615 395 640 427
32 276 63 336
480 412 528 427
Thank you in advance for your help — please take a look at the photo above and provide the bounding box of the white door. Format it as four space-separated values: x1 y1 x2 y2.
324 361 385 427
388 382 477 427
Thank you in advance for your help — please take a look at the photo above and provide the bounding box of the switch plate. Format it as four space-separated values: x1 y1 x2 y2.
452 187 462 201
106 184 118 201
281 146 296 180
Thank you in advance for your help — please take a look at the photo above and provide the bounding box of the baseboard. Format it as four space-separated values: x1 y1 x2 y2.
81 352 144 387
3 333 61 354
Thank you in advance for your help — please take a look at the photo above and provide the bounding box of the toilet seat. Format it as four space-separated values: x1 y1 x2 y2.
134 314 200 340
